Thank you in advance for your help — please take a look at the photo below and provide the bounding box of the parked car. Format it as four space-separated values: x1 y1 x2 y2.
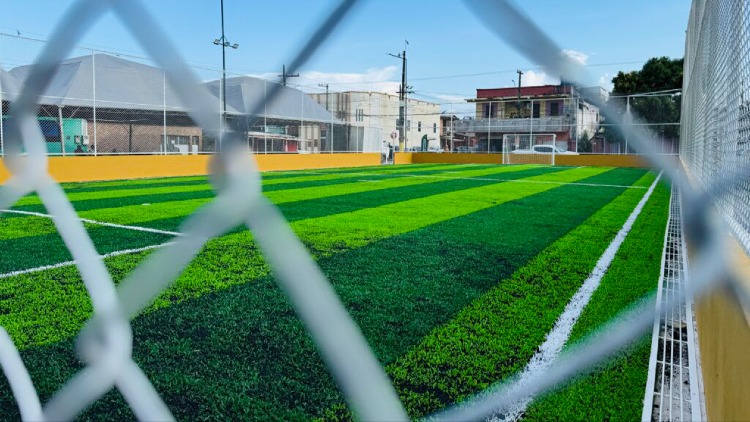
455 146 472 153
510 145 578 155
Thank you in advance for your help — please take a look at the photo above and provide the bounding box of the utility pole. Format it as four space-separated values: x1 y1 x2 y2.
318 83 333 152
279 64 299 86
213 0 238 149
516 69 523 117
388 41 412 150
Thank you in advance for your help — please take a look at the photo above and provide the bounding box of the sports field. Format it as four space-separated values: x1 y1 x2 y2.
0 163 670 420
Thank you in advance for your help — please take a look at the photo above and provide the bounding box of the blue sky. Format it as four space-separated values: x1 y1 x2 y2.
0 0 691 113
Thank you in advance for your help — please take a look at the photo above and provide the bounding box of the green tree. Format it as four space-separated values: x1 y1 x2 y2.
578 131 592 153
606 57 683 148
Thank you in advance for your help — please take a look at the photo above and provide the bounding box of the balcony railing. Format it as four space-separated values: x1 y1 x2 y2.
452 116 570 133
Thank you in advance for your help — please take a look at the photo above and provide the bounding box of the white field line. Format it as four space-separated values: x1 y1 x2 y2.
397 173 650 189
286 170 649 189
641 192 672 422
1 209 182 237
0 242 173 279
490 171 663 422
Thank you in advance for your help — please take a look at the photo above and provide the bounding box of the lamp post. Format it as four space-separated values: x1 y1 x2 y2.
213 0 238 138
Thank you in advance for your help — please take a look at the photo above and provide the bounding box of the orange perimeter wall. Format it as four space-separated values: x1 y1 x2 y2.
0 153 380 183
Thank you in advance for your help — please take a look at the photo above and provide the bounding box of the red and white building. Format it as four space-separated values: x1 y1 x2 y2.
455 84 603 152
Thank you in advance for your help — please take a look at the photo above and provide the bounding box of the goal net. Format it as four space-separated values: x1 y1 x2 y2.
501 133 558 165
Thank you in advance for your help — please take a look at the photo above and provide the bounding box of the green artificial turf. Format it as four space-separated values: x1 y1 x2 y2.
522 180 670 422
0 164 666 421
320 172 659 420
0 166 653 421
0 220 171 274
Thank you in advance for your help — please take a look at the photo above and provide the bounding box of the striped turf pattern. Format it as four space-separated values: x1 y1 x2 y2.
0 164 668 421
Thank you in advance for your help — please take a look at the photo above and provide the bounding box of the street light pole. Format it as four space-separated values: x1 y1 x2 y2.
213 0 238 147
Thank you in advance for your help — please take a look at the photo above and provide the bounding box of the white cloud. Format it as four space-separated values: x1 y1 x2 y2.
243 66 401 94
522 70 559 86
562 49 589 66
286 66 402 94
429 93 469 104
598 72 614 91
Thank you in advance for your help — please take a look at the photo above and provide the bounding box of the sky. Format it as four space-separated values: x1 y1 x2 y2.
0 0 691 115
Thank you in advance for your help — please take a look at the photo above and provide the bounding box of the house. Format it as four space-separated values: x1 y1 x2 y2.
309 91 440 152
455 84 603 152
439 114 471 151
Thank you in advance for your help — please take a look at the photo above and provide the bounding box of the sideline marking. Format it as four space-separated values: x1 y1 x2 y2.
1 209 182 237
491 171 663 421
298 170 650 189
399 173 650 189
0 242 173 279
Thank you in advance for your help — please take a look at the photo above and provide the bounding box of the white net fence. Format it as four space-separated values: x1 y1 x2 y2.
0 0 748 421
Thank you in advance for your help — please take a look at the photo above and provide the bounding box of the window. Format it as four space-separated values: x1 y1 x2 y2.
550 101 560 116
532 102 540 118
355 108 364 122
418 121 422 132
482 103 498 118
433 123 437 133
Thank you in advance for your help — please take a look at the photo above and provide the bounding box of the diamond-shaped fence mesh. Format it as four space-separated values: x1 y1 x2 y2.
0 0 748 420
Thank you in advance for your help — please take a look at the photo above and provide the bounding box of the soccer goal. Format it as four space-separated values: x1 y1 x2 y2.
502 133 558 165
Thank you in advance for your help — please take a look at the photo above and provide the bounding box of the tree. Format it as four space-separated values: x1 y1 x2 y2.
606 57 683 148
612 57 683 95
578 131 592 153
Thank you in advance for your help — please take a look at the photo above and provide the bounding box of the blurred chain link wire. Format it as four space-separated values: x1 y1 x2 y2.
0 0 747 421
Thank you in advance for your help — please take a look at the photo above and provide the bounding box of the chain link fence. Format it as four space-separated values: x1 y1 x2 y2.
0 31 392 156
680 0 750 255
0 0 748 420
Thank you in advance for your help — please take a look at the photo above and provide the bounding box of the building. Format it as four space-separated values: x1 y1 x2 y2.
454 84 603 152
0 54 340 155
439 114 470 151
309 91 440 152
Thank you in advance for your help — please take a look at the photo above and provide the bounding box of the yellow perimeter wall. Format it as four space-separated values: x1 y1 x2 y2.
0 153 657 183
694 239 750 421
0 153 380 183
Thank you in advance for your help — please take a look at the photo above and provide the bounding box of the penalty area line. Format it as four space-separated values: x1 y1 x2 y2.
1 209 182 237
0 242 174 280
490 170 663 421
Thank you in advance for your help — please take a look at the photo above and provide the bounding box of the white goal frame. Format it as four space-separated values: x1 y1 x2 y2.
502 133 558 165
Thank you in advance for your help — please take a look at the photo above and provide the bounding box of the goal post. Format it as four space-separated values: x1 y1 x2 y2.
502 133 558 165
